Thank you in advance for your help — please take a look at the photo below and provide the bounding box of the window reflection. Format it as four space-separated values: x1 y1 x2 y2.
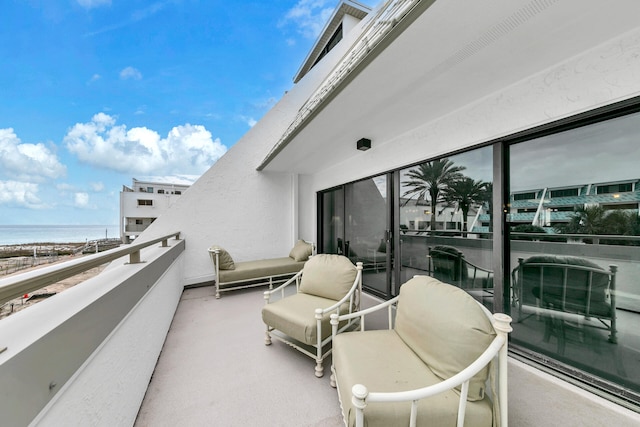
509 111 640 395
398 147 494 309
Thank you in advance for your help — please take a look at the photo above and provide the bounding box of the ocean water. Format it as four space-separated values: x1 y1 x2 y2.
0 225 120 246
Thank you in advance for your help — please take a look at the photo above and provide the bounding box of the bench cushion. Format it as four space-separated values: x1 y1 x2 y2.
262 293 349 345
395 276 495 401
333 330 493 427
218 257 304 285
299 254 357 301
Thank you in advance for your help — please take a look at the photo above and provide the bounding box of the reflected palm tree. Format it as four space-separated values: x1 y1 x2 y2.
561 205 606 235
441 177 489 236
559 205 640 244
402 159 465 231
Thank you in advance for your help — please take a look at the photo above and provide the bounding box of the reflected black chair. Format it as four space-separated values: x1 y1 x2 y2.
427 245 493 290
511 255 618 353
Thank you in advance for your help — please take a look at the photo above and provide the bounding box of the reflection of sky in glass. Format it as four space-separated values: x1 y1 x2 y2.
373 176 387 198
399 146 493 191
510 112 640 191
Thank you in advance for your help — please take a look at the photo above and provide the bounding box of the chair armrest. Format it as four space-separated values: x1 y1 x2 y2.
264 269 303 303
331 294 399 336
364 335 506 401
316 262 363 316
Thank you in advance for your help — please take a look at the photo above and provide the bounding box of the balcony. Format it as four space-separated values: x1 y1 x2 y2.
1 235 639 426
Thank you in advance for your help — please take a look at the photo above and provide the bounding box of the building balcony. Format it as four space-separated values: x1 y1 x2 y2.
1 236 639 426
125 224 151 233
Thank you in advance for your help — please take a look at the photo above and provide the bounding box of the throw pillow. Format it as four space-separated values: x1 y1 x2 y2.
289 240 313 262
210 246 235 270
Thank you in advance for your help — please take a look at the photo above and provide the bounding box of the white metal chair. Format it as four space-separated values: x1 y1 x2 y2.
330 276 512 426
262 254 363 377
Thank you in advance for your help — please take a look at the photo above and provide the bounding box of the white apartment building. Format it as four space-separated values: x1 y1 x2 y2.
119 178 190 243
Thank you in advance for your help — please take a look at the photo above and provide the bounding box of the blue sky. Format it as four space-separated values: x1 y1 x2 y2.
0 0 377 225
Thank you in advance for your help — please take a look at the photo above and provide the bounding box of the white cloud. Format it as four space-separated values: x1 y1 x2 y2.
88 73 101 84
90 181 105 192
74 192 90 207
0 181 46 209
77 0 111 9
56 183 75 192
138 175 199 186
241 116 258 128
64 113 228 175
280 0 334 39
120 66 142 80
0 128 66 182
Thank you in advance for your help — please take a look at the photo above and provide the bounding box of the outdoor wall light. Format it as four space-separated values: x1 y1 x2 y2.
357 138 371 151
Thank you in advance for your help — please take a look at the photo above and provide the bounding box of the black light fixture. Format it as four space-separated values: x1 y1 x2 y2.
357 138 371 151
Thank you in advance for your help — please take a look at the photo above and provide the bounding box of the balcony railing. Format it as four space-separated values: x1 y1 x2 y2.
0 232 184 426
0 232 181 306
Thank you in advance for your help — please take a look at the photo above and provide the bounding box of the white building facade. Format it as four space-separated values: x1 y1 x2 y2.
120 178 190 243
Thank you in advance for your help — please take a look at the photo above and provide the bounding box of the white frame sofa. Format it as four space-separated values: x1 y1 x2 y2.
330 276 512 427
208 240 315 299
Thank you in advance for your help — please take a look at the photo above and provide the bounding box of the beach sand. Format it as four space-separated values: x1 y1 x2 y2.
0 243 108 319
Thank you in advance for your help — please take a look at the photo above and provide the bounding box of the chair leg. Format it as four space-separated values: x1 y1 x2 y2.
315 359 324 378
265 327 272 346
330 373 336 388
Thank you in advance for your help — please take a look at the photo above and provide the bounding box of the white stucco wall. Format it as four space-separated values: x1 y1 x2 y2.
297 25 640 240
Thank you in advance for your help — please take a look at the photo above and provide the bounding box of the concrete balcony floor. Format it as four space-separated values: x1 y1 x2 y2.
135 286 640 426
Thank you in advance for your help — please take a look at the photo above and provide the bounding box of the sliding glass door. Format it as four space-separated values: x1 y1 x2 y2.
319 174 395 297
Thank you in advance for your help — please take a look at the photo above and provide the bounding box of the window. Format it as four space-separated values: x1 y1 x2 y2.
317 103 640 406
137 199 153 206
147 187 154 193
174 191 181 195
514 192 536 201
312 24 343 67
135 219 143 225
597 183 633 194
399 147 494 310
158 189 165 194
549 188 579 198
509 109 640 403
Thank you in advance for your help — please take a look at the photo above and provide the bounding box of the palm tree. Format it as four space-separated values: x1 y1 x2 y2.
560 205 606 235
401 159 466 231
441 177 489 236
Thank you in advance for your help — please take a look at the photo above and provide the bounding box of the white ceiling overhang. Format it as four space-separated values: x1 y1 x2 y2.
260 0 640 174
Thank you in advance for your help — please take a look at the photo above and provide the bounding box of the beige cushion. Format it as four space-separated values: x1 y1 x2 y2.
333 330 493 427
395 276 495 401
210 246 235 270
289 240 313 262
217 257 304 285
299 254 357 301
262 293 348 345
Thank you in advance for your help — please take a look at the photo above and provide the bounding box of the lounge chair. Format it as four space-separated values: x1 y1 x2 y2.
208 240 315 299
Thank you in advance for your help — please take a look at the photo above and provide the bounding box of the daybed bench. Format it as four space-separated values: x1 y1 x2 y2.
330 276 512 427
208 240 315 299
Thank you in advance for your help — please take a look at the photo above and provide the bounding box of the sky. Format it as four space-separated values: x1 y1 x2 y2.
0 0 378 226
